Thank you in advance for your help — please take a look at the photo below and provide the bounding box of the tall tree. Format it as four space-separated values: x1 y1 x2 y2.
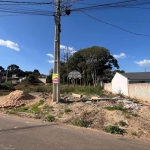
67 46 119 86
33 69 40 78
7 64 20 77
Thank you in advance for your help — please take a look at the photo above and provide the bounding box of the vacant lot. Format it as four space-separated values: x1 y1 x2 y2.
0 83 150 141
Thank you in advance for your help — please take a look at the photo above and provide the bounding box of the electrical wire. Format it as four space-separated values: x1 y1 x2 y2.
72 6 150 38
71 0 150 12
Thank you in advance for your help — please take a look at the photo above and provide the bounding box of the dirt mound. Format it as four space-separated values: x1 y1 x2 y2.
0 90 35 108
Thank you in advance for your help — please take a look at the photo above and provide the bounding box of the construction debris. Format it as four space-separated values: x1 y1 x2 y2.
72 93 82 98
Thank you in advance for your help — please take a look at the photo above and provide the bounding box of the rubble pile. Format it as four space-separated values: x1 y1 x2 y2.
0 90 35 108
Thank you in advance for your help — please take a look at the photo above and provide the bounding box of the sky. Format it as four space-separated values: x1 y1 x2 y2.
0 0 150 75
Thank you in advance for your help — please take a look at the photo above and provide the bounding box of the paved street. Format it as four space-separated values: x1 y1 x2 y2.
0 113 150 150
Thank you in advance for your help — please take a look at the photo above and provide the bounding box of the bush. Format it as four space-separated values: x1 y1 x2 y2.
0 83 15 91
105 125 125 135
21 74 36 84
45 115 55 122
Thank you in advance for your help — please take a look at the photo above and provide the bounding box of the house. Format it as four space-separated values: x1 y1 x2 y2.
2 74 19 84
110 72 150 101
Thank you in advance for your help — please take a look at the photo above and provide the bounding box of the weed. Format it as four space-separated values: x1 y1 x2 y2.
43 105 53 110
38 99 44 105
125 114 131 119
105 103 124 111
105 125 125 135
64 108 72 114
118 120 128 126
45 115 55 122
16 106 29 112
131 132 137 136
131 113 139 117
6 110 17 115
29 104 41 114
71 119 89 127
117 90 124 98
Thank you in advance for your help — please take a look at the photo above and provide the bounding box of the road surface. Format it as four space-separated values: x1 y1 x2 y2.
0 113 150 150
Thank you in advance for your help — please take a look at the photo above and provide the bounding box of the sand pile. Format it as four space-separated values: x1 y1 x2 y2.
0 90 35 108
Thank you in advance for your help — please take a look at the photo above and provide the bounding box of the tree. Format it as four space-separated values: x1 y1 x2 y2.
112 70 125 76
33 69 40 78
67 46 119 86
24 71 33 77
22 74 36 84
0 66 4 72
7 64 20 77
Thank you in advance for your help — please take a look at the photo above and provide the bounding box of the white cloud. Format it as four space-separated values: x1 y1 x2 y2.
113 53 126 59
60 44 76 54
60 45 67 50
0 39 20 51
134 59 150 66
48 60 54 63
47 53 54 58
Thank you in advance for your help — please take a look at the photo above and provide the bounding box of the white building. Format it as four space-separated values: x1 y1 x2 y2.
111 72 150 96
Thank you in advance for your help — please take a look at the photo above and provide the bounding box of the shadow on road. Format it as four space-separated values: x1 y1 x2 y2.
0 123 58 133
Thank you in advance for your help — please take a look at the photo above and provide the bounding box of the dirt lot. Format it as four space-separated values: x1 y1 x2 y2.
0 90 150 141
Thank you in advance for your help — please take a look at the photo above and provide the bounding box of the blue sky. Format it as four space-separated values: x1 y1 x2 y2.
0 0 150 75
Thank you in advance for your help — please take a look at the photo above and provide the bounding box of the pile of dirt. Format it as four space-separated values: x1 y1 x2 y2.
0 90 35 108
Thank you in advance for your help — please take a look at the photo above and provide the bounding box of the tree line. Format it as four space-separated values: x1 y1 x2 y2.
0 64 41 84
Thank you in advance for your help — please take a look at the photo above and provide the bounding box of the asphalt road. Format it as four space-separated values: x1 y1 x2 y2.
0 113 150 150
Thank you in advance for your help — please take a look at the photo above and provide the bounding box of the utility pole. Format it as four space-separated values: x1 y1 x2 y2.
53 0 61 103
52 0 79 103
5 68 8 83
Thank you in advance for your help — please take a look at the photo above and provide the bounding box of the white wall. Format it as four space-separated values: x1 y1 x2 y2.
112 72 129 96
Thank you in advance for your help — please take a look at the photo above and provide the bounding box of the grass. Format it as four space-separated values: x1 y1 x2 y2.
105 125 125 135
105 103 124 111
7 99 45 115
64 108 72 114
16 106 29 112
60 85 103 96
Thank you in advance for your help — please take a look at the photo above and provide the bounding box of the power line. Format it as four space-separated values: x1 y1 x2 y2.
72 6 150 38
71 0 150 12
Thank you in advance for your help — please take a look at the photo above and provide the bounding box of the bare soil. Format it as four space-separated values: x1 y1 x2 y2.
0 90 150 141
